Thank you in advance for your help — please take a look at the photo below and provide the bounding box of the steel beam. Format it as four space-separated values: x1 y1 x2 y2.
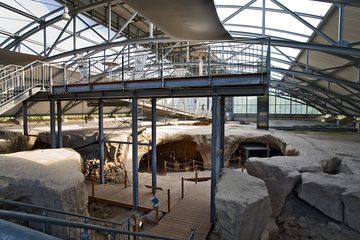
151 98 157 194
338 3 345 47
221 0 257 24
22 102 28 136
271 0 337 46
57 101 62 148
32 84 267 101
132 96 139 209
98 99 105 184
112 12 138 41
262 0 266 37
50 99 56 149
47 17 73 57
310 0 360 7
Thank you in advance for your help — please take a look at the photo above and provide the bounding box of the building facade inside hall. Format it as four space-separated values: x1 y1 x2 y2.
0 0 359 240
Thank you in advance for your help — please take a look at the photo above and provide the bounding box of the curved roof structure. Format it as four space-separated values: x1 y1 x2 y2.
0 0 359 117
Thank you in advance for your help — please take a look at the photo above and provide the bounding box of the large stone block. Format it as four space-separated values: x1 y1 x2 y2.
0 148 88 216
298 173 360 225
298 173 345 221
247 157 301 216
215 169 272 240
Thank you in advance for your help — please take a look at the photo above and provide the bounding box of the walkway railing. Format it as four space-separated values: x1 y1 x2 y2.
52 39 270 87
0 39 270 114
0 199 175 240
0 210 175 240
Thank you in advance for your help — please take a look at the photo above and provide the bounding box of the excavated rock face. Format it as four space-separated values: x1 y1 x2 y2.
0 148 88 216
246 130 360 234
215 169 272 240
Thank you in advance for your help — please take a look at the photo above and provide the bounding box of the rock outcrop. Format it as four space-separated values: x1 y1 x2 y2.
215 169 272 240
0 148 88 216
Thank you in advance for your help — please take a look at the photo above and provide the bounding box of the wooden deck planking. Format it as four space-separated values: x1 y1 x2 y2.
86 180 212 240
149 182 212 240
86 182 178 213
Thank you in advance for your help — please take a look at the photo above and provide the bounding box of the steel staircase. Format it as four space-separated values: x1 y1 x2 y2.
0 61 53 115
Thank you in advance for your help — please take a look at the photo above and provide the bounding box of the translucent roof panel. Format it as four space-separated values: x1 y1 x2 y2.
0 0 129 58
215 0 332 87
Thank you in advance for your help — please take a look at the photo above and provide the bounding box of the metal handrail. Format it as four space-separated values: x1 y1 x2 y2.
0 198 128 228
0 210 177 240
53 39 270 87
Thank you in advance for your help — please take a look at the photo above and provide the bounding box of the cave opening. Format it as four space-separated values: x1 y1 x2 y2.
139 139 204 173
228 141 284 168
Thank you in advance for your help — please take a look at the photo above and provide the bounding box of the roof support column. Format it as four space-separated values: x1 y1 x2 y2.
151 98 157 195
50 98 56 148
132 96 139 209
257 88 269 130
220 97 225 170
98 99 105 184
211 95 222 223
57 100 62 148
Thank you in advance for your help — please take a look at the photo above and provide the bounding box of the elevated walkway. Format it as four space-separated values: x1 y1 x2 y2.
0 40 270 116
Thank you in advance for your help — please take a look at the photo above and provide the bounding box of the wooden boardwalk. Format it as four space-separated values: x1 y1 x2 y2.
87 180 212 240
86 182 178 213
149 181 212 240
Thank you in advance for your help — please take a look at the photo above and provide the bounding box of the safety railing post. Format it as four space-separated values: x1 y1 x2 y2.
41 63 45 89
132 215 137 240
181 177 184 199
195 170 198 184
127 218 131 240
91 170 95 198
31 66 34 87
41 210 47 233
81 228 89 240
167 189 171 212
164 161 167 176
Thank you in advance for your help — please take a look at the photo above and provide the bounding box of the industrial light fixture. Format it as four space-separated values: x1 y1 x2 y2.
62 6 71 21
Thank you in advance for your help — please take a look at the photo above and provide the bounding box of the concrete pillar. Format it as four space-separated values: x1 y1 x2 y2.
211 95 221 223
22 102 28 136
56 100 62 148
98 99 105 184
132 96 139 209
49 99 56 148
151 98 157 193
257 89 269 130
